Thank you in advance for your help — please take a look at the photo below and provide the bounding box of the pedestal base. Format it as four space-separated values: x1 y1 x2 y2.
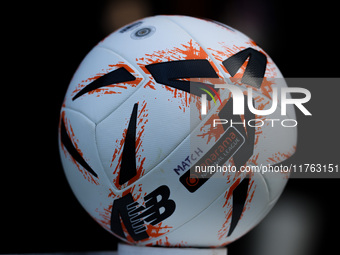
117 243 227 255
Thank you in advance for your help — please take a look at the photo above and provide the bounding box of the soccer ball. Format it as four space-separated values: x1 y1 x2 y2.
59 15 296 246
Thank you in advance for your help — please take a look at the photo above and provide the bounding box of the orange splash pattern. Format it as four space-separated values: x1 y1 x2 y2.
196 91 234 144
217 173 256 241
266 145 296 179
110 100 149 190
71 62 142 99
197 113 224 144
146 222 173 239
153 236 188 247
136 39 224 113
207 40 278 100
60 111 99 185
266 147 296 165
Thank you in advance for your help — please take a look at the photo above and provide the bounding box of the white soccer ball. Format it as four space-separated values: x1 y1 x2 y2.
59 15 296 247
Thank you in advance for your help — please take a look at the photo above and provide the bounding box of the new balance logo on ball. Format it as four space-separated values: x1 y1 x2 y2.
110 185 176 241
